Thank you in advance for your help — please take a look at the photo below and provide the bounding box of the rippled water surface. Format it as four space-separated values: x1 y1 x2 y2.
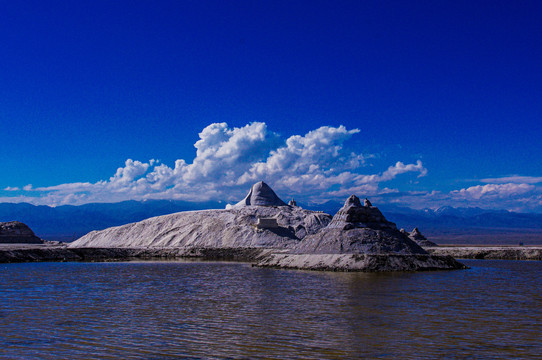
1 260 541 359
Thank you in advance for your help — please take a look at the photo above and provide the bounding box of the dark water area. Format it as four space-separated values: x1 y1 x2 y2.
1 260 540 359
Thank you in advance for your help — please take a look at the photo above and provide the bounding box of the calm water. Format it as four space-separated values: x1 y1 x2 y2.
0 260 540 359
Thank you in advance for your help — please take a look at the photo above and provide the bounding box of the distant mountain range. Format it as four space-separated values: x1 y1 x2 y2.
1 200 541 244
0 200 222 242
310 201 542 230
307 201 542 245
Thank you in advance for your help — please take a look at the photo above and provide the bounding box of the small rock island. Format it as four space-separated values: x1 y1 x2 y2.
0 221 43 244
256 193 464 271
69 181 465 271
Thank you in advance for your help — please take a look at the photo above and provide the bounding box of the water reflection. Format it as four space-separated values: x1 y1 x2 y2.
0 260 540 359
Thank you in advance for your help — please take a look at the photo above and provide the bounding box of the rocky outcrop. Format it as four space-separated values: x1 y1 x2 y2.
406 227 438 247
293 195 424 255
256 253 466 271
232 181 287 207
0 221 43 244
70 205 332 249
71 181 331 249
256 195 465 271
69 183 465 272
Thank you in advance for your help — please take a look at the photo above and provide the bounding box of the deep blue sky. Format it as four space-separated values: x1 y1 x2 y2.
1 1 541 211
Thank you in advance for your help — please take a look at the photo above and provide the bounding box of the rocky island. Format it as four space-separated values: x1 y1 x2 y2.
255 194 464 271
63 181 465 271
71 182 332 249
0 182 477 269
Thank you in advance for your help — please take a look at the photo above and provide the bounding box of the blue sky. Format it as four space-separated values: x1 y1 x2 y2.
1 1 541 211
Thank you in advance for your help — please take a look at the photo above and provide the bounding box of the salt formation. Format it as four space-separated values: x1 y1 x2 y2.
70 182 463 272
408 227 438 247
293 195 424 254
256 195 464 271
233 181 287 207
0 221 43 244
70 182 331 249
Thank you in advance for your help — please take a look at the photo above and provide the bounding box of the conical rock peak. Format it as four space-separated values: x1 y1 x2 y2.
233 181 287 207
293 196 426 255
408 227 438 247
328 195 397 231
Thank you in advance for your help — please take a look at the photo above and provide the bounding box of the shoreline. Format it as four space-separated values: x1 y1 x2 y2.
1 244 540 265
0 245 273 264
426 246 542 261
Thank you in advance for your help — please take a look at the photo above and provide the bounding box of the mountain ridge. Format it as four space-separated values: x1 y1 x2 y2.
1 200 542 244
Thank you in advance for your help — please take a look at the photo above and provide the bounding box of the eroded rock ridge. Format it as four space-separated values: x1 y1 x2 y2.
293 195 425 255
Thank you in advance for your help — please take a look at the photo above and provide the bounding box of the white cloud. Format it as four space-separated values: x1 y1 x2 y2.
350 160 427 185
181 122 279 184
1 122 430 206
3 186 19 191
452 183 535 200
480 176 542 184
378 182 542 213
239 126 361 182
109 159 150 186
34 182 95 192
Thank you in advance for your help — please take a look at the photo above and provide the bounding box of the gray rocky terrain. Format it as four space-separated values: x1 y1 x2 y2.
401 227 438 247
70 182 331 249
0 221 43 244
256 195 465 271
255 252 464 271
427 246 542 261
21 182 465 271
293 195 425 255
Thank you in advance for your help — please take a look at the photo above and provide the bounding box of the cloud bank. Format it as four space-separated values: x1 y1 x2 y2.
1 122 427 206
382 183 542 213
2 121 541 212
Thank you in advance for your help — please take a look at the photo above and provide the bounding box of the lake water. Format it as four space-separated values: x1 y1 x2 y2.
0 260 540 359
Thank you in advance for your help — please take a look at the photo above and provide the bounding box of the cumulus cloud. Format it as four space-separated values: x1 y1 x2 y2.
2 122 429 206
181 122 280 184
109 159 150 186
238 126 361 183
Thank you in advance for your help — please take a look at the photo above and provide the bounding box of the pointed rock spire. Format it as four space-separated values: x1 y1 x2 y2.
344 195 362 208
408 227 438 247
293 195 426 255
233 181 287 207
328 195 397 231
364 198 372 207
